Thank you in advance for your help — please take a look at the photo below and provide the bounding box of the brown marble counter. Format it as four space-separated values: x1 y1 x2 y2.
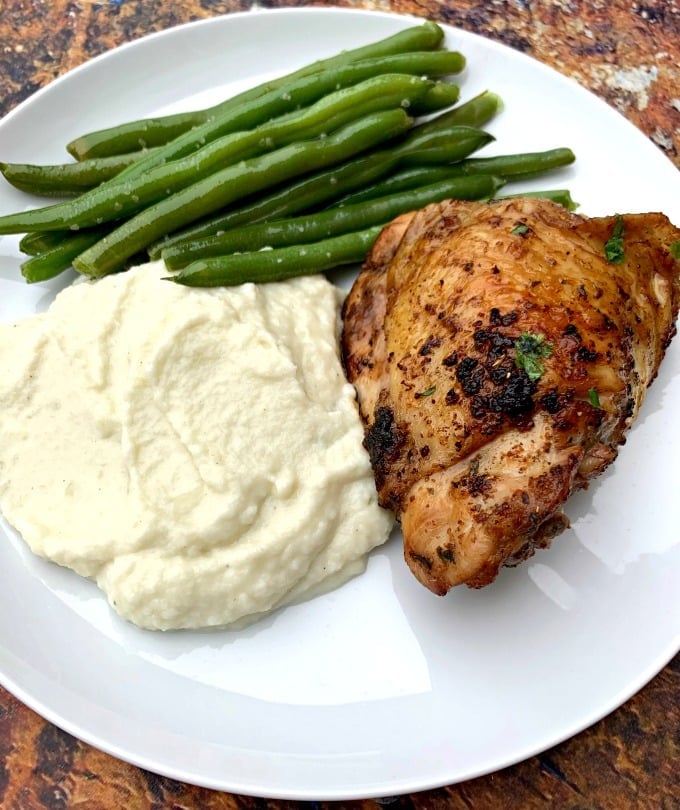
0 1 678 808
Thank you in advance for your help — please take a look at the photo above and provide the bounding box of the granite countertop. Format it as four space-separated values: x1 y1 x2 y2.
0 1 678 808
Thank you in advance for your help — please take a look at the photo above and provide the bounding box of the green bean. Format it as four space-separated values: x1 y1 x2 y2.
499 188 579 210
398 91 502 143
69 118 208 163
328 165 465 208
73 109 413 277
162 174 504 269
0 150 155 197
20 230 102 283
67 21 446 159
436 90 503 128
149 124 494 256
332 147 575 208
0 74 435 235
442 147 576 178
19 230 73 255
412 81 460 113
169 226 385 288
20 226 118 261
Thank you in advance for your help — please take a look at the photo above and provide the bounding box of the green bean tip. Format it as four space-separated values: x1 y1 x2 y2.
488 93 503 115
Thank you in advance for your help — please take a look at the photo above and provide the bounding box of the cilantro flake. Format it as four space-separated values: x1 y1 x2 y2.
511 223 530 236
670 240 680 260
514 332 553 382
588 387 601 408
416 385 437 399
604 215 625 264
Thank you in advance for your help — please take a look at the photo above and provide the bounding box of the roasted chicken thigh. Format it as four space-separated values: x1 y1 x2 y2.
342 198 680 593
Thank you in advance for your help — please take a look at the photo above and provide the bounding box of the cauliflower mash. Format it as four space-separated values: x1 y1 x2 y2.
0 262 393 630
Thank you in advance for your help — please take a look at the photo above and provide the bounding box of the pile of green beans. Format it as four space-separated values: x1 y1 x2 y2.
0 21 576 286
0 75 439 234
163 174 506 270
73 109 417 277
67 21 448 160
144 89 505 256
3 51 463 199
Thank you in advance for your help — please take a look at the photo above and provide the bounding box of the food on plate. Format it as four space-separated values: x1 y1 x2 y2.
69 110 415 278
0 25 470 282
0 22 583 629
0 75 444 235
1 150 154 197
165 175 504 286
163 176 505 271
0 263 393 630
14 110 499 284
66 20 449 160
328 148 577 210
2 51 461 199
341 197 680 593
149 90 506 256
156 143 576 288
0 21 576 288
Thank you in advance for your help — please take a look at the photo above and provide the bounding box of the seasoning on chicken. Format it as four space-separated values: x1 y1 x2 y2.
341 197 680 593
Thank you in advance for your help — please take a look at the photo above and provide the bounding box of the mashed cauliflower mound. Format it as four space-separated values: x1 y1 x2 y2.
0 263 393 630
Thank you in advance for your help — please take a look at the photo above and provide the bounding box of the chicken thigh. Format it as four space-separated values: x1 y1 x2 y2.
341 197 680 593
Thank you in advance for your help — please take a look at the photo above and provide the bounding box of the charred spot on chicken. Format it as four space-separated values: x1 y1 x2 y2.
341 197 680 594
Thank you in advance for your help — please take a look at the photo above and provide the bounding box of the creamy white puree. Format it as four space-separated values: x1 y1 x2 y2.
0 262 393 630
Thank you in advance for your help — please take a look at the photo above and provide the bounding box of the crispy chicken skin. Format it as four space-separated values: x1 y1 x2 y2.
341 198 680 593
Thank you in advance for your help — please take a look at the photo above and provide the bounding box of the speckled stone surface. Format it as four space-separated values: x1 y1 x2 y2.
0 1 678 808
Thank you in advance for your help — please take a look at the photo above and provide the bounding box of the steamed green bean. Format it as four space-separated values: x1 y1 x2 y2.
169 227 385 288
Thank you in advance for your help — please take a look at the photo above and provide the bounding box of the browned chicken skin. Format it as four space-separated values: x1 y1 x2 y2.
341 198 680 593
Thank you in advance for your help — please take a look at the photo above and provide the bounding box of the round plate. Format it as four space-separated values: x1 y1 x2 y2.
0 7 678 801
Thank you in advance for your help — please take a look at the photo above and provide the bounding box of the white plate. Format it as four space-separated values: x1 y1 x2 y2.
0 7 678 801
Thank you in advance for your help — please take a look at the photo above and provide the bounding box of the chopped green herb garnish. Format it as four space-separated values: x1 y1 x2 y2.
588 387 601 408
604 215 625 264
514 332 553 382
416 385 437 398
670 240 680 260
511 223 530 236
